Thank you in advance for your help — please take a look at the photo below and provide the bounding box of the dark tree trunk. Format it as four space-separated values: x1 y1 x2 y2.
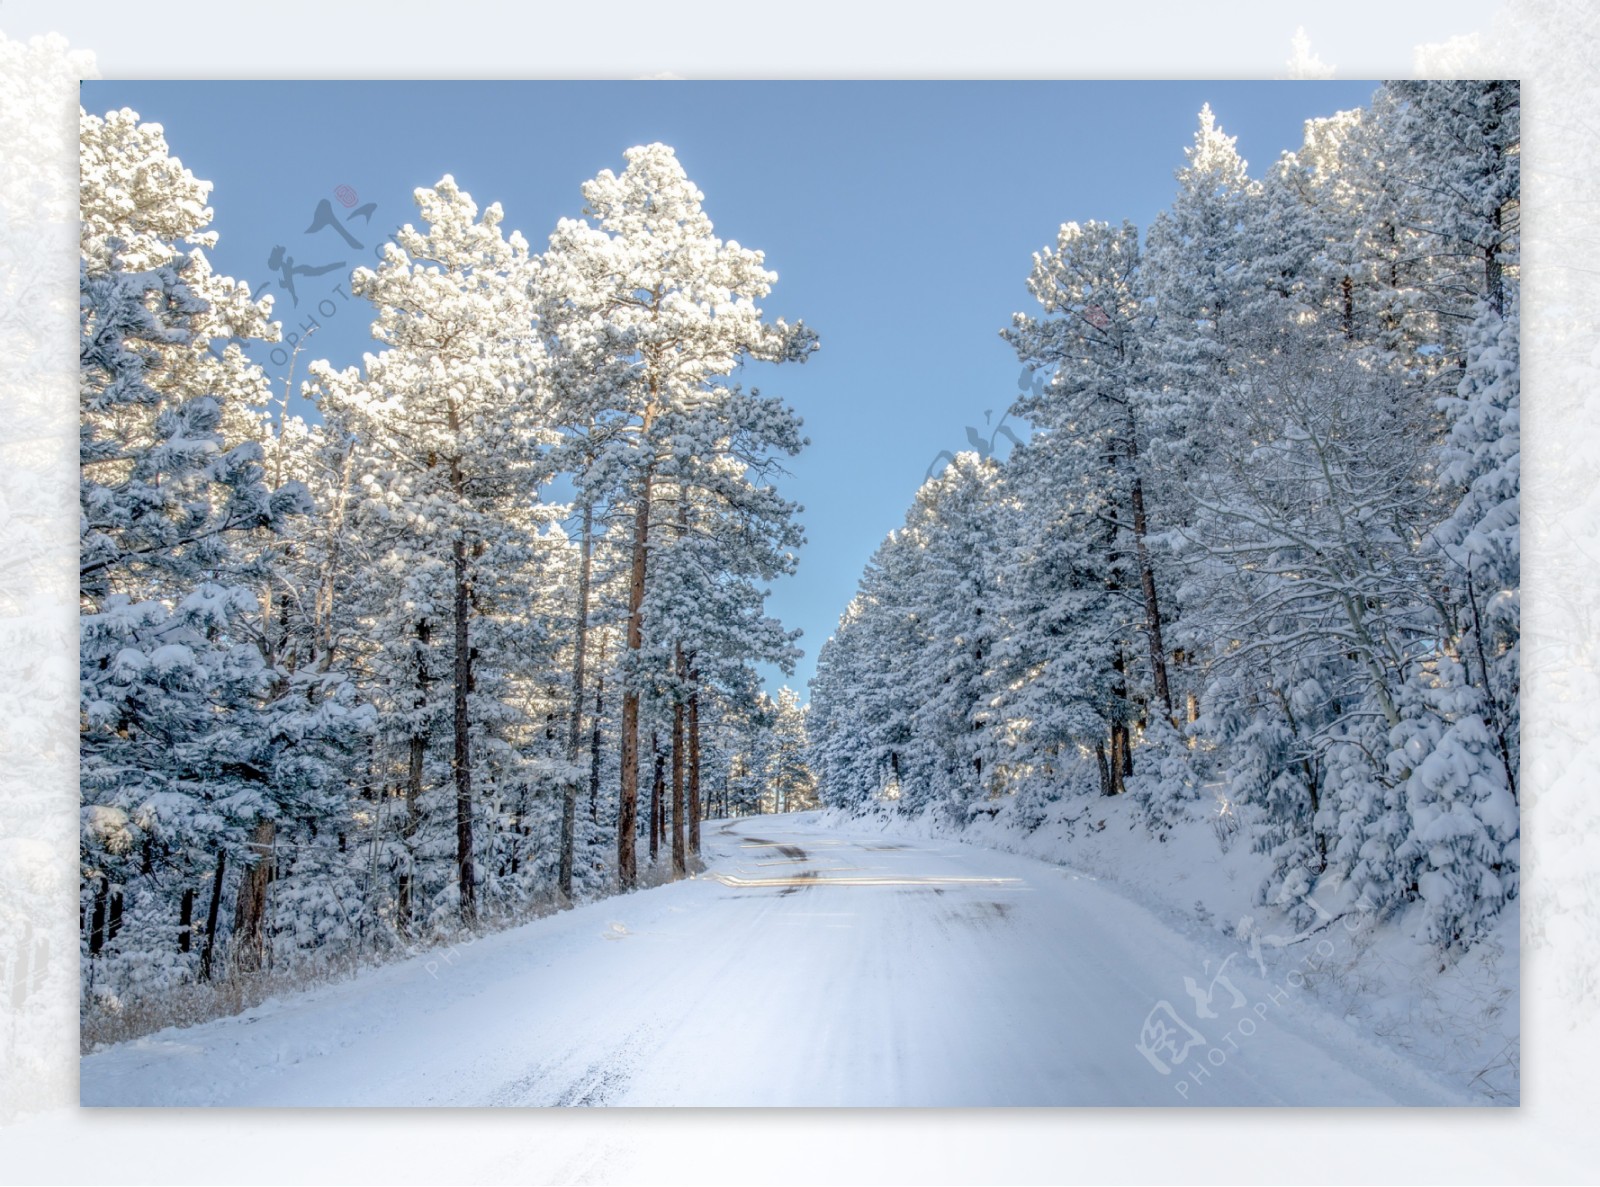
1107 643 1131 795
1095 742 1114 797
649 733 664 862
1127 468 1173 722
178 887 195 954
399 741 424 933
1465 561 1519 801
233 818 275 973
589 661 606 824
671 646 687 878
451 532 476 925
1484 82 1512 317
560 501 595 902
618 478 652 889
657 752 668 844
396 865 412 934
88 875 108 956
198 849 226 982
401 618 429 935
1112 726 1129 795
687 665 701 856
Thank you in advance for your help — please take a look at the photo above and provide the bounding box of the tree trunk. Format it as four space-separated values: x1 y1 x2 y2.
1484 83 1510 316
618 477 652 889
198 850 226 983
687 666 701 856
178 887 195 954
660 754 669 843
649 733 664 863
1127 468 1173 722
589 660 606 824
233 818 275 973
451 532 476 924
399 737 424 933
316 441 356 664
401 619 430 934
671 647 687 878
1095 741 1114 796
88 875 108 956
1106 640 1131 795
560 501 595 902
1485 246 1503 318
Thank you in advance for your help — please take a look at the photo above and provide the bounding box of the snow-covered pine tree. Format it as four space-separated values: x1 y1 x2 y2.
225 362 379 973
1431 294 1519 801
1373 80 1520 324
1386 279 1520 951
309 176 553 926
985 387 1129 803
809 526 924 811
808 598 876 813
1004 218 1175 789
893 454 1006 818
537 144 816 887
1143 104 1258 453
1270 106 1379 343
79 107 312 993
764 688 816 813
1390 656 1519 949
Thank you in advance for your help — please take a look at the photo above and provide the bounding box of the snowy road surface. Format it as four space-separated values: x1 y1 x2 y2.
81 812 1468 1106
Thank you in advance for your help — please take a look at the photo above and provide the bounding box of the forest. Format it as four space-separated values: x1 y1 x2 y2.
810 80 1519 952
80 124 818 1025
79 78 1518 1043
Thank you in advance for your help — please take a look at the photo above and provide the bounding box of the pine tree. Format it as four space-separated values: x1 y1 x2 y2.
764 688 817 813
1391 658 1519 949
810 528 923 810
538 144 815 887
1375 80 1520 321
309 176 551 926
79 107 311 991
1431 295 1520 800
897 454 1005 816
1005 218 1174 755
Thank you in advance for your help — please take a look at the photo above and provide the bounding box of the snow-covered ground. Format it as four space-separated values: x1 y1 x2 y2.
81 811 1485 1107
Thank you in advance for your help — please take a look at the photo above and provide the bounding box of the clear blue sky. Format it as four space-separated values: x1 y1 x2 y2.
82 80 1379 697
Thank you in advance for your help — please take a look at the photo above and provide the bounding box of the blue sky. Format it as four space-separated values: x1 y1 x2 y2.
82 80 1379 697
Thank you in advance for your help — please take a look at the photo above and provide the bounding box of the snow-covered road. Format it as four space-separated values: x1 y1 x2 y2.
80 812 1468 1106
